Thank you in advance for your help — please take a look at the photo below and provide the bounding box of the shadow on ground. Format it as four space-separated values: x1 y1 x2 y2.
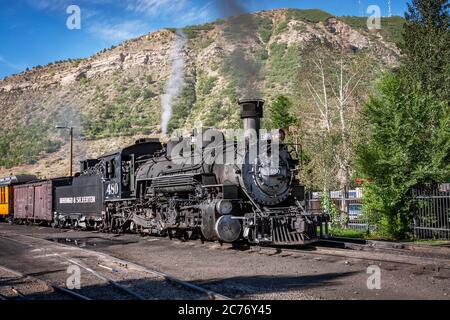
0 270 359 300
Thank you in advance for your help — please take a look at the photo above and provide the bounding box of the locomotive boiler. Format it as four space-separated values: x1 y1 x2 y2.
130 100 328 245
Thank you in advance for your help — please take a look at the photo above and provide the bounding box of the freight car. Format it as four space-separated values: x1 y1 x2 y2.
11 176 103 227
0 175 37 221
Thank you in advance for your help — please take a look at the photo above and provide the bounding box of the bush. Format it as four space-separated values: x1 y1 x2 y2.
142 89 156 99
198 76 217 95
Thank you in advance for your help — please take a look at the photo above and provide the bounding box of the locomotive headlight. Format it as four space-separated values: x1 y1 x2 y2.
216 200 233 215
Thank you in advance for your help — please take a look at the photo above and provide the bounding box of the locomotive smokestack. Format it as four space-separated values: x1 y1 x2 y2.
239 99 264 139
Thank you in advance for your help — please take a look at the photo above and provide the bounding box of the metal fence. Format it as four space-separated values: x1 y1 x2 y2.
309 189 372 231
412 183 450 240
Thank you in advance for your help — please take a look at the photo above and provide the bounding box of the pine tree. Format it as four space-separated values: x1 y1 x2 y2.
270 96 295 129
357 0 450 238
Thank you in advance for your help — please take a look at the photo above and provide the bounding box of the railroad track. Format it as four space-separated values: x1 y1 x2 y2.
2 228 448 300
189 238 450 270
0 232 229 300
0 264 91 300
264 245 447 269
319 236 450 256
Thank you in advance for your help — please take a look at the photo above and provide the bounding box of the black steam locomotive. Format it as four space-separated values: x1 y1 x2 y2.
8 100 328 245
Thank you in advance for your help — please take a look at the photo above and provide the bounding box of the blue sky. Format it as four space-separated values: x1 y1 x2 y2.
0 0 408 79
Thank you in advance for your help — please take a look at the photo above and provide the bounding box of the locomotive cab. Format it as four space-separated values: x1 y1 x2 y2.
98 139 163 200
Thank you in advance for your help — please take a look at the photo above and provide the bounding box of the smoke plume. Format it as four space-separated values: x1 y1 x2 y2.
214 0 262 99
161 30 187 134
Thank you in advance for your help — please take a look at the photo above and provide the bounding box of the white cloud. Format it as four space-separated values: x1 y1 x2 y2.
87 20 150 41
126 0 187 17
0 56 24 71
180 1 214 25
27 0 114 11
125 0 214 24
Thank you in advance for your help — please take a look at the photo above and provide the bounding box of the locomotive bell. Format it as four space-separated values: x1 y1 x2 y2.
239 99 264 140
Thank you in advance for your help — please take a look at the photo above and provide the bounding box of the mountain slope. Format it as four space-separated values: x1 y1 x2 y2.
0 9 402 177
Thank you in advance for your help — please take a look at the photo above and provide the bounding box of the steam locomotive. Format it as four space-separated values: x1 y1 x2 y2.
3 100 328 245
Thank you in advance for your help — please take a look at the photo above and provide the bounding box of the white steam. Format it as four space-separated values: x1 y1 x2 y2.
160 30 187 134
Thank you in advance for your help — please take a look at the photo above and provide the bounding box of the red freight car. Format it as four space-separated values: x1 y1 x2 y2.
13 180 53 224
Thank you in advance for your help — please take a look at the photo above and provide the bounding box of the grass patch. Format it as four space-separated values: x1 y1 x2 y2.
182 23 215 39
167 80 196 132
197 75 217 95
274 20 289 34
407 239 450 246
201 37 215 49
256 16 273 43
328 227 368 239
286 9 334 23
339 16 405 45
0 120 62 168
267 43 300 86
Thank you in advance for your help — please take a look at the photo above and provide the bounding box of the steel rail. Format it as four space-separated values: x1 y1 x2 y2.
0 232 230 300
0 263 92 301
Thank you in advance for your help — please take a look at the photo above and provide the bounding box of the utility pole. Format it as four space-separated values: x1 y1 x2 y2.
70 126 73 177
56 125 74 177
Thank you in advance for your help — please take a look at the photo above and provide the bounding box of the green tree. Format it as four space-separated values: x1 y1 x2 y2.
270 96 295 129
357 75 450 238
400 0 450 99
357 0 450 239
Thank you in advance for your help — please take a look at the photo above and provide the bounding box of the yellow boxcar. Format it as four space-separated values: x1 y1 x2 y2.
0 175 38 219
0 185 12 216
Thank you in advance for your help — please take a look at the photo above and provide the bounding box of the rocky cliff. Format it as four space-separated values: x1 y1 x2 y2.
0 9 402 178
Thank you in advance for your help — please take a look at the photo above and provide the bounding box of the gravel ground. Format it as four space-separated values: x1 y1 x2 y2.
0 223 449 300
0 267 54 300
0 226 210 300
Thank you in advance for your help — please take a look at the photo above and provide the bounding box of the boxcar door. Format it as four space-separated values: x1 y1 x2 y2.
33 182 52 222
26 185 34 219
13 186 27 219
34 185 43 221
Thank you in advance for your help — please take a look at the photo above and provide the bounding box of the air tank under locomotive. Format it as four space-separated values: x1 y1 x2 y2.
132 100 328 245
